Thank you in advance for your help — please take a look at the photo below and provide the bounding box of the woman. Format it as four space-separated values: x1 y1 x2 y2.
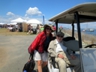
28 25 53 72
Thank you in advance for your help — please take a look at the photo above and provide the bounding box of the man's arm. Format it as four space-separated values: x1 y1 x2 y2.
48 41 57 57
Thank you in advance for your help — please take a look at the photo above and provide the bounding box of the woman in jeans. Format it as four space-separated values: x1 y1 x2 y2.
28 25 53 72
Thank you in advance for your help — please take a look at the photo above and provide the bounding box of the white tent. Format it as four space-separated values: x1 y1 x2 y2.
10 22 17 25
27 19 41 26
11 18 27 23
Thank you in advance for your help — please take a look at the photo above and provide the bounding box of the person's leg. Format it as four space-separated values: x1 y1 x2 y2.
60 51 81 72
41 51 49 72
55 58 67 72
42 61 48 67
36 60 42 72
34 50 43 72
42 61 48 72
42 51 48 67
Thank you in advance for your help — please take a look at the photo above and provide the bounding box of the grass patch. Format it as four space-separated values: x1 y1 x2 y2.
0 28 35 35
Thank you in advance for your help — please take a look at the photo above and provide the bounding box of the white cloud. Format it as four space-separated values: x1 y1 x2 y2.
6 12 15 16
0 16 11 23
0 15 22 24
0 7 48 24
0 6 47 24
25 7 42 16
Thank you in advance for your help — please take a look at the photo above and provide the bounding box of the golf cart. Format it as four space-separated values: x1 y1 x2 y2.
48 2 96 72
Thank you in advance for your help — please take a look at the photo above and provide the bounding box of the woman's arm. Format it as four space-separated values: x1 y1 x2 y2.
28 33 42 54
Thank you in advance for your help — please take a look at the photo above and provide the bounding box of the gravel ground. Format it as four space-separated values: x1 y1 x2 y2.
0 35 37 72
0 34 86 72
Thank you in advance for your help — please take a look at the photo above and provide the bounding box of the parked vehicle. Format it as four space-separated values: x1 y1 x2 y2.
48 2 96 72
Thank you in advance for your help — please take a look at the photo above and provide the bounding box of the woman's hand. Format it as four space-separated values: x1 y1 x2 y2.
58 54 64 59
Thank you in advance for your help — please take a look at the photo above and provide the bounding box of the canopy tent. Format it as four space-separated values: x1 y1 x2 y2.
27 19 41 26
9 22 17 25
11 18 27 23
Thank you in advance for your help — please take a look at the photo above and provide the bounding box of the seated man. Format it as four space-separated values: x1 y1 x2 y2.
48 32 81 72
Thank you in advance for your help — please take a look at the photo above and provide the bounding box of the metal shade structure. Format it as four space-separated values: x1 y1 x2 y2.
49 2 96 24
49 2 96 48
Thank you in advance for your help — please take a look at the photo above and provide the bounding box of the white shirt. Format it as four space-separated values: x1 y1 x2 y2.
56 39 67 53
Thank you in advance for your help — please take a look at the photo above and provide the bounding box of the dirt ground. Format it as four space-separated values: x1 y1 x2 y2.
0 35 37 72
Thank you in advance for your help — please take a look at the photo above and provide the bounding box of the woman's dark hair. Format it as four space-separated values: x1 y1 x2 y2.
44 25 52 32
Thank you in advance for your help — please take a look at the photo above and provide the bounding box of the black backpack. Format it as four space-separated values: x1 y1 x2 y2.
23 54 35 72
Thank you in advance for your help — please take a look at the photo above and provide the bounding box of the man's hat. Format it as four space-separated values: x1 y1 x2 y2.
56 32 64 37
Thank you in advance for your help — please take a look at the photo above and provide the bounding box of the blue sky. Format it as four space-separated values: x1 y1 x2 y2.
0 0 96 28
